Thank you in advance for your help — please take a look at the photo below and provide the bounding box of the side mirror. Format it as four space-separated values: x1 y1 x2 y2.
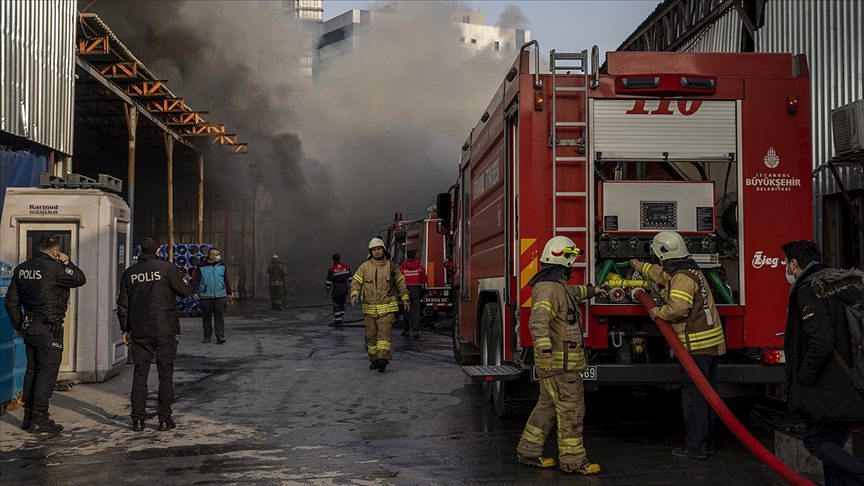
436 192 452 235
436 193 451 220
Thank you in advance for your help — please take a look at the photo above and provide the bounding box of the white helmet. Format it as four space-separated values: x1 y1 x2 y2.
650 231 689 260
368 238 385 250
540 236 582 267
272 254 279 259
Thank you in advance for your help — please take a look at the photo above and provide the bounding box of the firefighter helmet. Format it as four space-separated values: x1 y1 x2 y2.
368 238 385 250
650 231 689 261
540 236 582 267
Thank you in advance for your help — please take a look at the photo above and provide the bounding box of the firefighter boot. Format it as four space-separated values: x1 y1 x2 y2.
21 410 32 431
561 461 601 475
376 359 388 372
517 453 556 468
132 419 145 432
369 361 379 370
29 414 63 434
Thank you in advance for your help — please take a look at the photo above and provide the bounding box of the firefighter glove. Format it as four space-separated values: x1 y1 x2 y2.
536 349 553 369
648 306 661 321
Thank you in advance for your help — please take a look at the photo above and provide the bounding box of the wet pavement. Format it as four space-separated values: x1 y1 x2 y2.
0 293 804 485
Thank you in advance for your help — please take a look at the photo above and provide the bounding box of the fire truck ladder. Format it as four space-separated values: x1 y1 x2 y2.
550 49 589 268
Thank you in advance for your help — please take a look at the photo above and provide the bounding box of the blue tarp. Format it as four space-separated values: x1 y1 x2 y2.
0 150 48 221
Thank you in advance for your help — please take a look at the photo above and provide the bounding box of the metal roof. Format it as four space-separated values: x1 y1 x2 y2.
75 13 248 154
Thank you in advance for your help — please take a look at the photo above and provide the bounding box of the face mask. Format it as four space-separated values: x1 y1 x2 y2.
785 266 795 285
214 255 221 262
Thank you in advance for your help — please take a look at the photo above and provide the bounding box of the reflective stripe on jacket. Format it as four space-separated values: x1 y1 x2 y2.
350 258 409 317
642 262 726 356
529 277 597 376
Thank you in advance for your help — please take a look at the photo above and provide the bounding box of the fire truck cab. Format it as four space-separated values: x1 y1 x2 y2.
384 213 455 320
440 44 812 416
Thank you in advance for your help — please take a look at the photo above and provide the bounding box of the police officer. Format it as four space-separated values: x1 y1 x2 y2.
117 236 191 432
4 234 86 434
325 253 351 327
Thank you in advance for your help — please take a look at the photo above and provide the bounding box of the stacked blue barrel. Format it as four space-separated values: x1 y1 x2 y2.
0 260 25 407
133 243 211 318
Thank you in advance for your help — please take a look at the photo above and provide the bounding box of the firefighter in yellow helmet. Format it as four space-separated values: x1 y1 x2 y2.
630 230 725 459
517 236 606 475
350 238 409 372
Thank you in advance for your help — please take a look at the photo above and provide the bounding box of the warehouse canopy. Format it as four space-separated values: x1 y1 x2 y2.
75 12 248 155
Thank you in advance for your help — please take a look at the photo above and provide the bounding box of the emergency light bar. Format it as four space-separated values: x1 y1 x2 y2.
617 74 718 96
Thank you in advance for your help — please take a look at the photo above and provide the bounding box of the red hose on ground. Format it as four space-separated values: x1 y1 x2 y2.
633 289 813 486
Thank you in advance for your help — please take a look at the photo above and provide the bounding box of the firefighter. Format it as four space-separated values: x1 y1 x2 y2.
630 230 726 459
517 236 606 475
399 249 427 338
325 253 351 327
4 234 87 434
350 238 409 372
267 255 288 310
117 236 192 432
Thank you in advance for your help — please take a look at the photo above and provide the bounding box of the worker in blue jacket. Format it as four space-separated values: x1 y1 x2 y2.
191 247 232 344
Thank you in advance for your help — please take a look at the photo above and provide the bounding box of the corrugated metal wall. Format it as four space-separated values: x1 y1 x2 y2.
755 0 864 168
0 0 76 155
677 8 743 53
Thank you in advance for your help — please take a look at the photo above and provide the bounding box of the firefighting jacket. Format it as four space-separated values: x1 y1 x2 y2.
326 263 351 292
267 260 288 286
117 254 192 338
5 252 87 330
399 259 427 300
529 276 598 377
640 262 726 356
350 258 409 317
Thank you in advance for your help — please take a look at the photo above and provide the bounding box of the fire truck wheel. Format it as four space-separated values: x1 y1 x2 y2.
480 303 500 401
452 315 480 365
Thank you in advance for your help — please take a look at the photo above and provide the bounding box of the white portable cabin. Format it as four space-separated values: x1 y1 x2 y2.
0 187 131 382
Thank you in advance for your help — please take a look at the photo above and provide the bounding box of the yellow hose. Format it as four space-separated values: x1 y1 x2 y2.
603 275 649 288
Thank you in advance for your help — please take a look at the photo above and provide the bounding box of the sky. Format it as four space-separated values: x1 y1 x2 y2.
324 1 663 58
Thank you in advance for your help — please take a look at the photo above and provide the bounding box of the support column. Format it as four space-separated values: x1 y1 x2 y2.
198 153 204 244
164 134 175 263
124 104 138 242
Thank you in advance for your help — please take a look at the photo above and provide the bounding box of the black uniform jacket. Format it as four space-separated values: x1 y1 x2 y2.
785 264 864 423
117 254 192 338
4 252 87 330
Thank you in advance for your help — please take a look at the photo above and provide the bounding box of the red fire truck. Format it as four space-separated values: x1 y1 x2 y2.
437 43 812 416
384 213 454 319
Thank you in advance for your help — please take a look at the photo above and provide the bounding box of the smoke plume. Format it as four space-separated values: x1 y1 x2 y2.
82 0 523 289
497 5 529 30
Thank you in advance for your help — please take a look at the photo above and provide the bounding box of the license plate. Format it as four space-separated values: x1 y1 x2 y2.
425 298 448 303
531 365 597 382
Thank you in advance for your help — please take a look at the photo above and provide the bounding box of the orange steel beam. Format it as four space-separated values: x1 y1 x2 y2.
144 99 187 112
99 62 137 78
178 124 226 136
122 80 170 97
77 37 109 54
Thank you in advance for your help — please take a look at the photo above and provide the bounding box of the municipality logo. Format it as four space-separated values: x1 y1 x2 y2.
764 147 779 169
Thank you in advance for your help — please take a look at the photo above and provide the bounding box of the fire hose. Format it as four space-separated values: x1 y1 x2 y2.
632 289 814 486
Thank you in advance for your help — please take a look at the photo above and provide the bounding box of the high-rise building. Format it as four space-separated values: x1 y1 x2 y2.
260 0 323 80
316 2 530 77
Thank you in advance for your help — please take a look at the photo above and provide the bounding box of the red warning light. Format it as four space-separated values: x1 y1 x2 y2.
534 90 544 111
788 93 798 114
